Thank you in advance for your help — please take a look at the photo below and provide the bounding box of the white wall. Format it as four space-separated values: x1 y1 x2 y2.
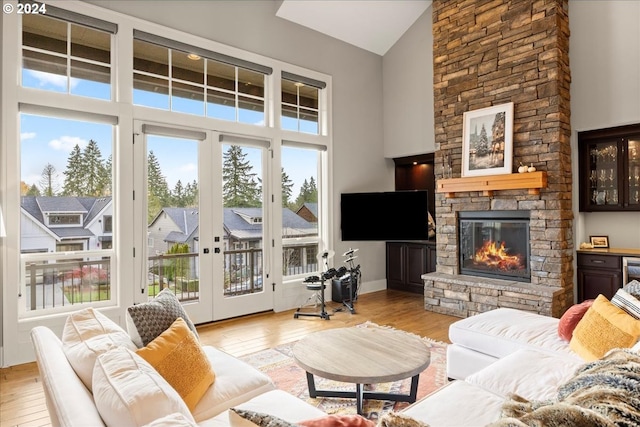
85 0 394 289
570 1 640 249
383 6 435 159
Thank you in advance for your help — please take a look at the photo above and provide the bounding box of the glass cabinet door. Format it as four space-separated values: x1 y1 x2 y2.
587 141 620 209
628 138 640 207
579 124 640 212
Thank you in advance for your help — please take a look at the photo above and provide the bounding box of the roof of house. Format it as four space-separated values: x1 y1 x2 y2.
300 202 318 217
21 196 112 240
158 206 317 242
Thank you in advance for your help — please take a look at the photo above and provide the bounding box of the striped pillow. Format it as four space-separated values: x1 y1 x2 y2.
611 288 640 319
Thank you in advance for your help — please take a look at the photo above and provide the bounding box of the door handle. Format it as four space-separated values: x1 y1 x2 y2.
214 248 221 253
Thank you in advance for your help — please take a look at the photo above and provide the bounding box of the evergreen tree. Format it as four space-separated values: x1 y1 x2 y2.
222 145 260 207
147 151 171 219
476 124 490 156
39 163 59 196
307 176 318 202
82 140 108 196
185 180 198 207
172 180 186 207
281 168 294 207
294 176 317 207
62 144 84 196
27 184 40 196
104 154 113 196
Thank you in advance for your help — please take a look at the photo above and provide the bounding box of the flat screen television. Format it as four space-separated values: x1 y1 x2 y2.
340 190 432 241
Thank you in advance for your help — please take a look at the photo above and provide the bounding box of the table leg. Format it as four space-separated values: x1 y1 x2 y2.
356 384 363 415
306 372 318 398
408 374 419 401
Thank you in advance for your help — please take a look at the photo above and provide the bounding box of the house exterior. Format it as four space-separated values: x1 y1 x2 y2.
295 202 318 223
20 196 113 254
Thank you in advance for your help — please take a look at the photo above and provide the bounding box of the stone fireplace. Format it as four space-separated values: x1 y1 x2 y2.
423 0 573 318
459 211 530 282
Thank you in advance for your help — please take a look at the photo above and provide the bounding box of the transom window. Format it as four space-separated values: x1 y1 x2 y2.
281 74 322 134
21 13 113 100
133 39 266 125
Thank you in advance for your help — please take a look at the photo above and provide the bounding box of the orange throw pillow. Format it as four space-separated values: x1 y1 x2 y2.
299 415 376 427
136 318 215 411
558 299 594 341
570 294 640 361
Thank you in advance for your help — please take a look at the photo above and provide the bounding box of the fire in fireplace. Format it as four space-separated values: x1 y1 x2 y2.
459 211 530 282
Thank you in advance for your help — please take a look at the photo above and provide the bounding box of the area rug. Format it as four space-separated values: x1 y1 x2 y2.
239 323 448 421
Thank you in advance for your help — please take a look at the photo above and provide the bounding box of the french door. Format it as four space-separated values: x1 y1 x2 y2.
136 122 272 323
213 133 272 319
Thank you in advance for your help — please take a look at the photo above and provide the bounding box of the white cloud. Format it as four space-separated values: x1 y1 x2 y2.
49 136 88 152
27 70 68 89
21 132 37 140
179 163 197 173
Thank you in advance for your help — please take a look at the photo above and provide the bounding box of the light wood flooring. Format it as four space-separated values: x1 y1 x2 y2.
0 289 459 427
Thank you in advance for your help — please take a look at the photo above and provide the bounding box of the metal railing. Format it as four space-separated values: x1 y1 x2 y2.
24 259 111 311
23 243 321 310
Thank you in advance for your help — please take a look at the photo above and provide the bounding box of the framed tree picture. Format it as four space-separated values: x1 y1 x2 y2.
462 102 514 177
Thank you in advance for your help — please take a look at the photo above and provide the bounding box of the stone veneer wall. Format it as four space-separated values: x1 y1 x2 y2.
426 0 573 318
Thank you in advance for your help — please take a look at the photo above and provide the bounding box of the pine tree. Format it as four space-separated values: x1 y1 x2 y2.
222 145 260 207
103 154 113 196
147 151 171 219
27 184 40 196
476 124 490 156
62 144 84 196
281 168 294 207
39 163 59 196
185 180 198 207
82 140 108 196
172 180 186 207
294 176 317 207
307 176 318 202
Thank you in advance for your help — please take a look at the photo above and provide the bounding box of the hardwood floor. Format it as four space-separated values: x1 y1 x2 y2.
0 289 458 427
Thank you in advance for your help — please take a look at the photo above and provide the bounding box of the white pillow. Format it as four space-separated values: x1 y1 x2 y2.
92 347 195 427
142 413 198 427
62 307 137 391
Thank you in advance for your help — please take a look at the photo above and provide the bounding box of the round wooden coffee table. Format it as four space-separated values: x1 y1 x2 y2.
292 326 430 415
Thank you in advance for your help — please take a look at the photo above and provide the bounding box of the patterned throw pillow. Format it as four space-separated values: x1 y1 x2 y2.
611 288 640 319
229 408 296 427
624 279 640 299
127 288 198 347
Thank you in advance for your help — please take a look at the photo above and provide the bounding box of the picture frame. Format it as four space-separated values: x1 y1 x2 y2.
589 235 610 248
462 102 514 177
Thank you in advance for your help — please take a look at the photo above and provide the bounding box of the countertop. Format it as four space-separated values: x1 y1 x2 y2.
577 247 640 257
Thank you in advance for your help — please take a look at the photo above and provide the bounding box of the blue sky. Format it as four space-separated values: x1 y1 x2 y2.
20 72 318 198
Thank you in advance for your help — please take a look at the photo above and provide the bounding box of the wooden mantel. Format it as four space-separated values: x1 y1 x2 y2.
436 171 547 198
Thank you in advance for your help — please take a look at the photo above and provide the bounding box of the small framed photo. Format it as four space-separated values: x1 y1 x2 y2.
462 102 514 177
590 235 610 248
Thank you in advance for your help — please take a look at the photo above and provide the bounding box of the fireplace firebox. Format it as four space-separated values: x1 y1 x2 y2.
459 211 530 282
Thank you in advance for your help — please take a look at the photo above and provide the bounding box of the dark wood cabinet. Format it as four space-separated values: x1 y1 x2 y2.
577 252 622 301
386 241 435 294
578 123 640 212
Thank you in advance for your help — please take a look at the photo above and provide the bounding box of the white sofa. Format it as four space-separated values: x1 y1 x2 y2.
31 306 639 427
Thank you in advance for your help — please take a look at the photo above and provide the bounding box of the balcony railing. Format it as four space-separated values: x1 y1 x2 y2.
22 243 320 311
24 258 111 311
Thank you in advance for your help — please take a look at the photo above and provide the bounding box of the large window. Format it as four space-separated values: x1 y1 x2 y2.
21 13 113 100
281 144 322 277
19 113 114 314
5 1 331 342
133 39 266 125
